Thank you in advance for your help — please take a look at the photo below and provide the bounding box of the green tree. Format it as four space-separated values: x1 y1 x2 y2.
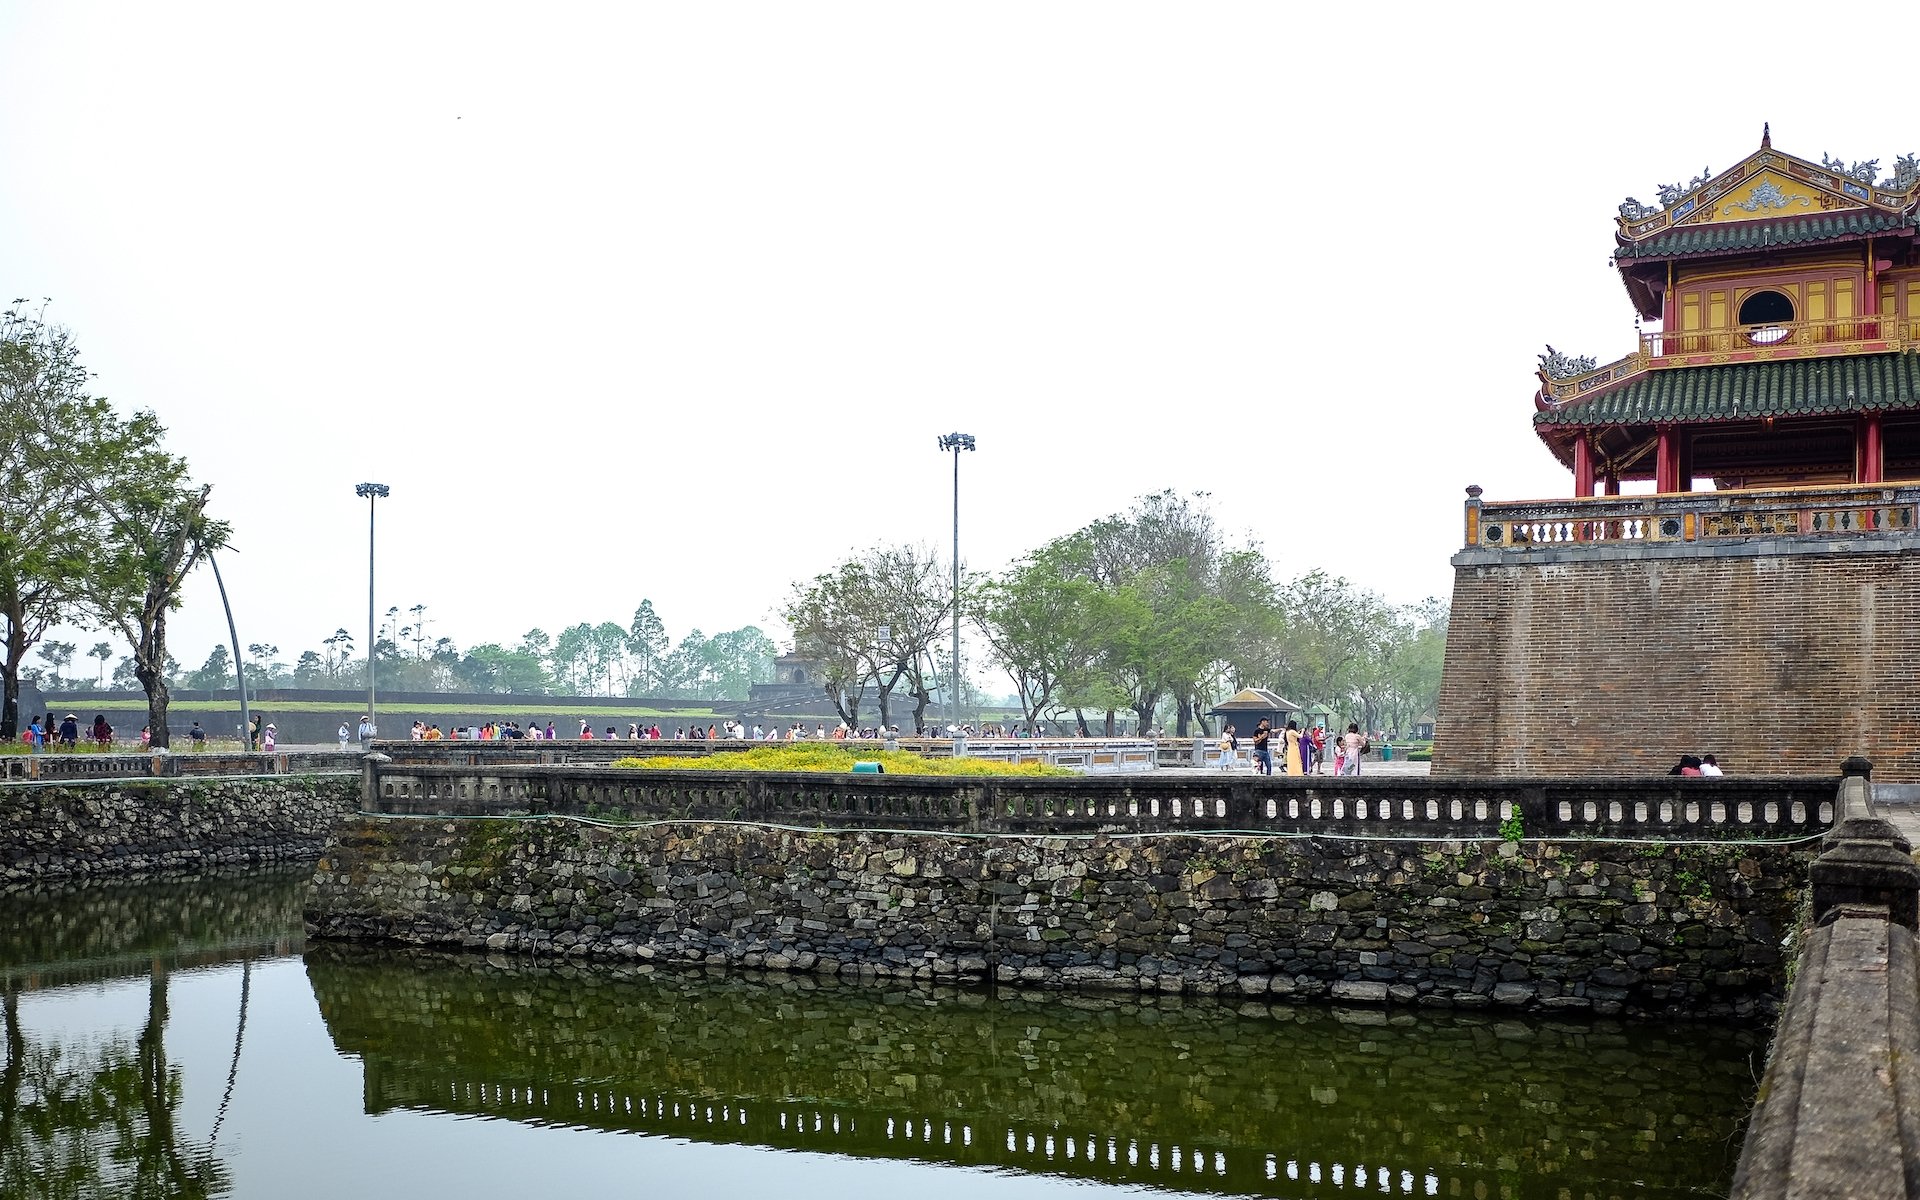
627 601 668 694
697 626 777 701
782 545 952 731
35 638 76 689
89 640 113 685
974 538 1121 733
453 643 552 694
0 306 106 735
552 622 596 694
87 481 228 747
292 649 325 687
187 644 233 692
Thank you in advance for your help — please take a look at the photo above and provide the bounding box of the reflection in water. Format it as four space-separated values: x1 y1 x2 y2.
0 869 305 1200
309 945 1766 1199
0 869 1767 1199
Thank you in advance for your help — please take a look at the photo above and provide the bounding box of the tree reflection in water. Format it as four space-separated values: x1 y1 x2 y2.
0 967 229 1199
0 868 301 1200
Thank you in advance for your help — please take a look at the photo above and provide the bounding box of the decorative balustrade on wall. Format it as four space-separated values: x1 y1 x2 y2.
1538 313 1918 406
1464 483 1920 551
364 760 1836 840
0 749 359 783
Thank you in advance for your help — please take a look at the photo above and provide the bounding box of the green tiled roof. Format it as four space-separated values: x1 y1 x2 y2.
1534 352 1920 428
1614 209 1914 260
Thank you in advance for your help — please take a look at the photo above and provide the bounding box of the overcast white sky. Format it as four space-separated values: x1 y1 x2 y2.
4 2 1910 676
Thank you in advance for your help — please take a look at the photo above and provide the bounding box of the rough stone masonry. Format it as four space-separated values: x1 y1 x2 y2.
305 815 1812 1018
1 775 360 882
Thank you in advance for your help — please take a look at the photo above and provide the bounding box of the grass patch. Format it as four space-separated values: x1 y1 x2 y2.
613 744 1072 777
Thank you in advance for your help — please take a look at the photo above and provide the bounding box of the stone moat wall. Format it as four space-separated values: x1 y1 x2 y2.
305 815 1813 1018
0 774 361 882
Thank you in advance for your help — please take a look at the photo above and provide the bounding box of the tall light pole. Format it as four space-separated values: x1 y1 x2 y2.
354 483 389 744
936 433 974 740
206 550 250 754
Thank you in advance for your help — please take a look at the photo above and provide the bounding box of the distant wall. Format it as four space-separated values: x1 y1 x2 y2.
1436 537 1920 779
0 774 359 883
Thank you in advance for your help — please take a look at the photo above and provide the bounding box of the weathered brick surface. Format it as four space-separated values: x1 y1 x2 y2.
1435 544 1920 779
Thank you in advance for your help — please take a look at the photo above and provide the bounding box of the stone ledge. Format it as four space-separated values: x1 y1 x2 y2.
1453 533 1920 569
1732 913 1920 1199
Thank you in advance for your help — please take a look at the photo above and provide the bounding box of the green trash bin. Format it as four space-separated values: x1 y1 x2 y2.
1380 744 1393 762
851 761 885 774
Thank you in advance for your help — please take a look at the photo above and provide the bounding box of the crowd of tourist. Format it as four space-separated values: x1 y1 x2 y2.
1225 719 1374 776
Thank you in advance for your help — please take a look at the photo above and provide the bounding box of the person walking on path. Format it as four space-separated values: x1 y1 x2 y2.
1217 725 1239 770
337 723 350 750
1283 720 1305 775
357 716 373 750
1252 719 1273 775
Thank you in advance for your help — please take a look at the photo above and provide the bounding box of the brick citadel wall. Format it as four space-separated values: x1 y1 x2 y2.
1434 540 1920 778
305 816 1810 1019
0 774 361 883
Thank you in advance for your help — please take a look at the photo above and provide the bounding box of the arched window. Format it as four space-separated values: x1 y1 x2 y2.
1739 289 1795 331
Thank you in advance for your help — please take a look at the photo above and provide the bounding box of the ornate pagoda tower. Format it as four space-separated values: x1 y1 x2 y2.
1435 129 1920 779
1533 126 1920 493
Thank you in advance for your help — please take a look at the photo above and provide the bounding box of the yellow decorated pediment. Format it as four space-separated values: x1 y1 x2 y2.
1615 136 1915 241
1684 168 1860 225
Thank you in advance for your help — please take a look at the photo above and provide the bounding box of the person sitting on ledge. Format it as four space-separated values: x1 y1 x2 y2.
1699 754 1723 777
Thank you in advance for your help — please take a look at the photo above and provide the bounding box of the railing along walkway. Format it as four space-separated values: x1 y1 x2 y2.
0 749 361 784
1466 482 1920 551
365 758 1836 841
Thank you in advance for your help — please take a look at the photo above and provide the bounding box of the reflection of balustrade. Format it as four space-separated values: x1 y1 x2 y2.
312 948 1760 1198
363 1070 1472 1200
1468 484 1920 552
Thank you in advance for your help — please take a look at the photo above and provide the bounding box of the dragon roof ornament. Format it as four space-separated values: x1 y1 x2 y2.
1616 136 1920 229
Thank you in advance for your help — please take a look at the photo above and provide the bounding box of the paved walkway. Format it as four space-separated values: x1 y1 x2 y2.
1872 785 1920 845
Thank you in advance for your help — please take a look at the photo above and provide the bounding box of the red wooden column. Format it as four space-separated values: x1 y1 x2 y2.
1655 426 1679 492
1861 413 1885 483
1572 436 1595 497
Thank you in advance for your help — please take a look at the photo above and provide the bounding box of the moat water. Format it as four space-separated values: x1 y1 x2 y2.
1 868 1766 1199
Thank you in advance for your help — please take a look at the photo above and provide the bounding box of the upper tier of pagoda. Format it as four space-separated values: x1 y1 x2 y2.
1532 128 1920 495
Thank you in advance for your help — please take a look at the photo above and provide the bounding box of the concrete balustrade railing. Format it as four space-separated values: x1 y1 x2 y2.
0 749 360 783
362 756 1836 840
1733 756 1920 1199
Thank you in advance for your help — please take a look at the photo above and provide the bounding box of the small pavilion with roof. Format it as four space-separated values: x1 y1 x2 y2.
1206 687 1299 733
1533 126 1920 493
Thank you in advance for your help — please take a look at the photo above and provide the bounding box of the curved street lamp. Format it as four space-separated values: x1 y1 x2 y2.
935 434 974 741
354 483 389 746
